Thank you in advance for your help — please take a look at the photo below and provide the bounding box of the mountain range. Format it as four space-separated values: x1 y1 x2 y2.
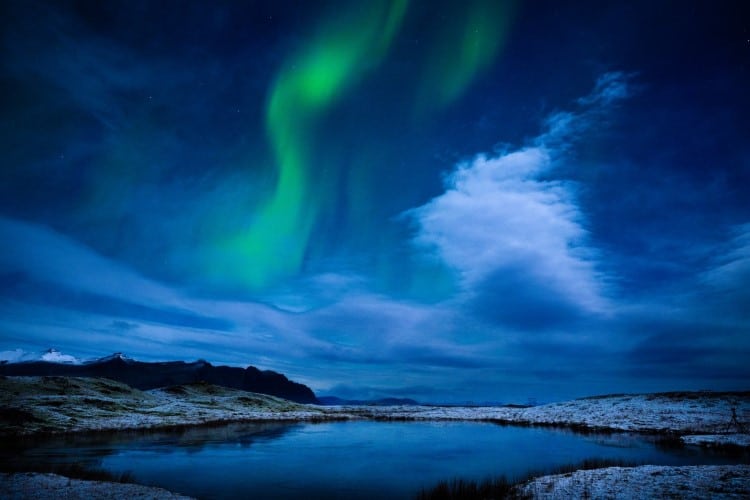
0 351 318 404
317 396 419 406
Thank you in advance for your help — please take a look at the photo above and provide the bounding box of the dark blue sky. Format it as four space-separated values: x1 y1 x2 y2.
1 0 748 402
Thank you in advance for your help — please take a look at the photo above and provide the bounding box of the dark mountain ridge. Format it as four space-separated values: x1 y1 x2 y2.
317 396 420 406
0 353 318 404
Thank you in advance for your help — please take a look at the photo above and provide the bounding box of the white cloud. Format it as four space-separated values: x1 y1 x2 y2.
0 347 78 364
540 71 632 147
414 148 591 287
410 146 606 314
40 348 79 364
0 349 30 363
406 73 633 318
577 71 632 107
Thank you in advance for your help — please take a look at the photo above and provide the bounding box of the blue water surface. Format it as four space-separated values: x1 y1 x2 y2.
9 421 745 499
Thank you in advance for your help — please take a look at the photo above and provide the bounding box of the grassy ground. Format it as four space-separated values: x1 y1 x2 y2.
0 375 335 437
416 459 636 500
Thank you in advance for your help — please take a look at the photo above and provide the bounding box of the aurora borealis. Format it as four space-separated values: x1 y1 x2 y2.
214 0 514 290
216 0 408 288
1 0 749 402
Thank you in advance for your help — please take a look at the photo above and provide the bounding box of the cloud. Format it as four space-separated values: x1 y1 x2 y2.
470 266 587 330
320 383 444 401
0 347 78 364
411 148 603 312
40 348 79 364
576 71 633 107
540 71 633 148
0 215 182 308
109 320 140 332
406 73 633 330
0 349 32 363
0 217 456 379
0 215 237 338
616 223 750 383
698 223 750 320
624 321 750 382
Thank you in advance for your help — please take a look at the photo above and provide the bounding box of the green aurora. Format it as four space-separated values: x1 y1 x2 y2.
210 0 514 290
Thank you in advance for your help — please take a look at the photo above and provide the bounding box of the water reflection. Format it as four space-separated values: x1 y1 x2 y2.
1 422 299 473
2 421 747 499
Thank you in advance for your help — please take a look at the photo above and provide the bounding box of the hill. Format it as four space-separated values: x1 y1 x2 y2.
0 353 318 404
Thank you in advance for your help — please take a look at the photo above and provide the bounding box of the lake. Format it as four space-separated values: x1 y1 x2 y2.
3 421 746 499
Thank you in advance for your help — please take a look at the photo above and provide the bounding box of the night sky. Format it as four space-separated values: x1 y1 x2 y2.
1 0 749 402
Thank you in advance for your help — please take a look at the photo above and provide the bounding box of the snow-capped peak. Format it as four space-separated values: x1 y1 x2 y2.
89 352 134 364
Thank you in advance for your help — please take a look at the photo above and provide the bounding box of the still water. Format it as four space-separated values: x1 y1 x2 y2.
5 421 745 499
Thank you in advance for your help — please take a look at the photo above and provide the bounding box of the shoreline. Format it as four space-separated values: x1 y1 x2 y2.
519 464 750 499
3 377 749 498
0 472 194 500
2 376 749 447
4 465 749 499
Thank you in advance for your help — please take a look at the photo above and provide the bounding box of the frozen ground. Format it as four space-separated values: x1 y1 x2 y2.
349 391 750 434
1 377 748 448
0 472 193 499
342 391 750 450
4 467 749 500
0 376 334 436
520 464 750 499
2 379 748 499
682 434 750 447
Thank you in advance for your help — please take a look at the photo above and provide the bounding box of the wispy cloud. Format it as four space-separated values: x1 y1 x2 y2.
618 222 750 382
0 215 184 309
699 223 750 317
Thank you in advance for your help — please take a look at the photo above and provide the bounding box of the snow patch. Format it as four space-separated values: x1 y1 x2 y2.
340 392 750 436
87 352 133 364
682 434 750 448
521 465 750 499
0 472 193 499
